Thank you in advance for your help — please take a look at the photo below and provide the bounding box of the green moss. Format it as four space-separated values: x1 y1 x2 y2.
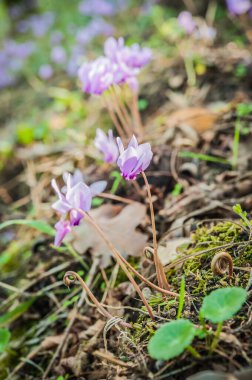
181 221 251 295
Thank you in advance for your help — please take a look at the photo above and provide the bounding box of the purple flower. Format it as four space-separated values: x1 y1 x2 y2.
51 172 106 230
38 64 53 80
226 0 251 15
116 135 153 180
104 37 152 70
50 31 63 45
78 56 124 95
17 12 55 37
178 11 196 34
79 0 115 16
94 129 119 163
76 19 114 46
51 45 67 64
54 219 71 246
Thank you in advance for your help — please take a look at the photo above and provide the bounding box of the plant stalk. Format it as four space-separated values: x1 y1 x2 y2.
210 321 223 353
142 171 170 291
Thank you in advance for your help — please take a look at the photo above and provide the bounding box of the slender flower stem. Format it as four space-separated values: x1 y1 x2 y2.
79 210 178 297
210 322 223 353
132 91 144 140
112 85 132 127
108 89 132 138
142 171 170 291
83 212 155 320
102 94 126 139
110 86 133 137
64 271 131 328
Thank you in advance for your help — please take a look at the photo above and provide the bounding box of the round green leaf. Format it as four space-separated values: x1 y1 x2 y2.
200 287 247 323
148 319 196 360
0 328 11 353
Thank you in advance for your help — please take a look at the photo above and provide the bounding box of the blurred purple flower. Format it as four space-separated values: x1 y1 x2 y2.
38 64 53 80
51 45 67 64
226 0 251 15
17 11 55 37
54 219 71 246
116 135 153 180
104 37 152 70
50 31 63 45
79 0 115 16
94 129 119 163
78 56 124 94
4 40 35 59
178 11 196 34
0 69 15 89
76 19 114 46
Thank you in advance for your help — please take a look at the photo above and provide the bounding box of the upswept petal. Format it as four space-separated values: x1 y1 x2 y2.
90 180 107 196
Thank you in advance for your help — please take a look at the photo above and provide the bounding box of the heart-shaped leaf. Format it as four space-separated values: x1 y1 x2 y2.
200 287 247 323
148 319 196 360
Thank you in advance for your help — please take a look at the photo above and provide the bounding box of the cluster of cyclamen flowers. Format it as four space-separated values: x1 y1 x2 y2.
52 135 152 245
78 37 152 95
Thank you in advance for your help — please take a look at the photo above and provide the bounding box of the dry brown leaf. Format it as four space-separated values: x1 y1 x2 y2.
41 334 72 350
166 107 218 133
69 202 148 267
158 238 190 266
79 320 105 340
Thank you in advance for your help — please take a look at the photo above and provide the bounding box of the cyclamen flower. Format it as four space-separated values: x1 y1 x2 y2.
78 56 124 95
54 219 71 246
78 37 151 95
52 172 106 245
178 11 196 34
116 135 153 180
94 129 119 163
104 37 152 71
226 0 251 15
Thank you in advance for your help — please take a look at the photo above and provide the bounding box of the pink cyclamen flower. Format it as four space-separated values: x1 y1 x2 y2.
104 37 152 71
116 135 153 180
78 56 124 95
52 172 106 245
178 11 196 35
54 219 71 246
226 0 251 15
94 129 119 163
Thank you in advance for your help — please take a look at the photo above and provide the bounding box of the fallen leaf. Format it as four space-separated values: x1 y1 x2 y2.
158 238 190 266
166 107 218 133
69 202 148 267
79 320 105 340
41 334 72 350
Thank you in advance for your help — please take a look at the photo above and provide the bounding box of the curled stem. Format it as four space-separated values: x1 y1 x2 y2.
64 271 131 328
141 171 170 291
211 251 233 278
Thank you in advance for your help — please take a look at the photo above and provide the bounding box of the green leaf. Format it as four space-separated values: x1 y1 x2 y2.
200 287 247 323
0 328 11 353
148 319 196 360
0 219 54 236
0 299 36 327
